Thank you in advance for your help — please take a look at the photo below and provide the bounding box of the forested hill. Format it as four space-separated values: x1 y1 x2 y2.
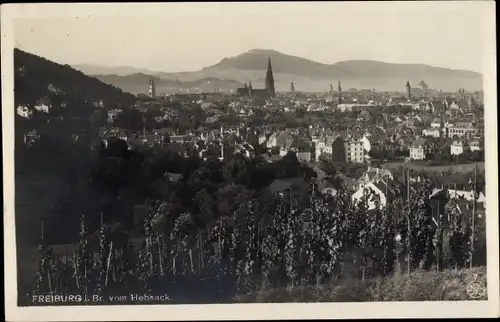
14 48 135 249
14 48 136 106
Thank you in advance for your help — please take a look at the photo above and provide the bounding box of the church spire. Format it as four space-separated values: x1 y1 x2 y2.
405 80 411 101
265 56 276 98
290 80 295 94
148 78 156 99
337 80 342 105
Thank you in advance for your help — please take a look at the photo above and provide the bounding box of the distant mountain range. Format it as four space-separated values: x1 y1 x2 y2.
72 64 166 77
93 74 245 95
75 49 483 94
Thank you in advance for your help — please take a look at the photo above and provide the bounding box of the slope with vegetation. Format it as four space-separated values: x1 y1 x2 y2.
14 48 136 248
235 267 487 302
14 48 135 106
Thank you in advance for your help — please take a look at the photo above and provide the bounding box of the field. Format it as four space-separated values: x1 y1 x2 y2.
235 266 488 302
382 162 485 174
18 242 488 303
17 238 146 293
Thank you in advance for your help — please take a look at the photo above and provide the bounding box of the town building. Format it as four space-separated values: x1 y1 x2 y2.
236 83 251 97
430 188 486 204
447 122 483 139
354 167 394 191
344 136 365 163
34 98 51 114
360 134 371 152
24 129 40 146
409 138 427 160
430 118 442 128
351 180 396 210
450 141 465 155
107 108 123 123
236 57 275 100
315 133 365 164
314 135 338 162
326 84 335 103
469 139 482 152
16 105 32 119
422 128 441 138
266 130 285 149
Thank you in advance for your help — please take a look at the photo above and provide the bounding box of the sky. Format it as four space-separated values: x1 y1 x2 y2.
12 2 493 73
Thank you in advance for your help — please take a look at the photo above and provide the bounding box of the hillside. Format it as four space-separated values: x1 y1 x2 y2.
14 49 136 248
85 49 483 93
14 48 136 106
206 49 337 77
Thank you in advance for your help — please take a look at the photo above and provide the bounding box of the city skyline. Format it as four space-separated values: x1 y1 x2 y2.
13 2 489 74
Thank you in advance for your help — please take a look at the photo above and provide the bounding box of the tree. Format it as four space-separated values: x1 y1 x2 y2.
105 138 128 158
253 144 268 156
193 189 217 225
369 148 384 160
216 184 250 219
114 107 144 131
246 159 275 190
270 146 280 155
223 154 250 186
274 151 302 178
320 161 337 178
300 164 317 181
89 109 104 132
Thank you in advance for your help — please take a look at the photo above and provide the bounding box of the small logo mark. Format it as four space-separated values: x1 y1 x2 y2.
466 274 486 299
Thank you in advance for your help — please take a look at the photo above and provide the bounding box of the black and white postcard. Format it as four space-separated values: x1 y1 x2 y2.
2 2 499 320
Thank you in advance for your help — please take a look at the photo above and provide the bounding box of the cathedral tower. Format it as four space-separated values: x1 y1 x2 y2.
265 57 276 98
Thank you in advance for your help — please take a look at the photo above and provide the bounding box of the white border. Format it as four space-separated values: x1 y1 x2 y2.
2 2 499 320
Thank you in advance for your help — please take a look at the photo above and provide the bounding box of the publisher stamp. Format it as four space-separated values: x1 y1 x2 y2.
466 275 486 300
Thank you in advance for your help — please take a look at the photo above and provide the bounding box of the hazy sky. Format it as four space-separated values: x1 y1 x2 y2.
12 2 493 73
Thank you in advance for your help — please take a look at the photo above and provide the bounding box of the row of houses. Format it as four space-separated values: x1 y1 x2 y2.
263 130 312 162
268 164 485 217
410 138 482 160
256 117 482 164
16 99 54 118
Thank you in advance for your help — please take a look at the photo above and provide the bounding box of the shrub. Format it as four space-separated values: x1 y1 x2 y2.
234 267 487 302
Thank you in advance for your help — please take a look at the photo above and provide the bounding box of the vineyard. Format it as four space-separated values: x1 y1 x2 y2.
24 179 486 305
